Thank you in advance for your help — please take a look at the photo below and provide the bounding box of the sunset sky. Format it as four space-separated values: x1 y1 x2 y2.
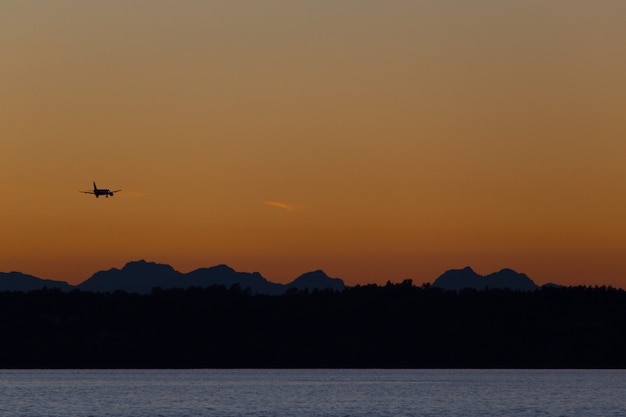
2 1 626 287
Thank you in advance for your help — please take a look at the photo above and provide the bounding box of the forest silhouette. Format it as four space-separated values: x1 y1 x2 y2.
2 282 626 368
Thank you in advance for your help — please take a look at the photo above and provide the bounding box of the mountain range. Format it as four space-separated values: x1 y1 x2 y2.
0 261 541 294
0 260 346 295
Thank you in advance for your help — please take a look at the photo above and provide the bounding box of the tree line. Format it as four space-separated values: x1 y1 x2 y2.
1 282 625 368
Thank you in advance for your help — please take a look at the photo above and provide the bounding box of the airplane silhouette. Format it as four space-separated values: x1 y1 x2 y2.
80 182 121 198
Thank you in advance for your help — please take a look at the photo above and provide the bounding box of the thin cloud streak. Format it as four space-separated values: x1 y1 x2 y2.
262 201 296 211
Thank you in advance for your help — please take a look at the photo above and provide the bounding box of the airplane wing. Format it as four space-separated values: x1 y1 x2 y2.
111 190 122 193
80 191 95 194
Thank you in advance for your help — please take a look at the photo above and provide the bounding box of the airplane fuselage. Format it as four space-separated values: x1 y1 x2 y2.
81 182 121 198
94 189 114 198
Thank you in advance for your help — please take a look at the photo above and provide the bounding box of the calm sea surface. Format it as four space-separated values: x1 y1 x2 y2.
0 369 624 417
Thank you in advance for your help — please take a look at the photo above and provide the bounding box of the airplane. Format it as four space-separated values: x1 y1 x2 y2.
80 182 121 198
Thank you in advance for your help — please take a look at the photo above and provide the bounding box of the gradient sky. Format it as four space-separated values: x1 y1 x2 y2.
2 1 626 287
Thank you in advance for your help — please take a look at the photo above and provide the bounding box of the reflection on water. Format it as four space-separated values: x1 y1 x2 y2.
0 369 625 417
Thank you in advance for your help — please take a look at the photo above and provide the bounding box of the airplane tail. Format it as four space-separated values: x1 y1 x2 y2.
93 181 97 191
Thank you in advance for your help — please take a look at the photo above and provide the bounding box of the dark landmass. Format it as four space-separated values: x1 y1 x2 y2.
185 264 285 295
285 269 346 293
432 266 539 291
2 261 541 294
1 260 345 295
0 272 74 292
1 283 625 369
78 261 345 294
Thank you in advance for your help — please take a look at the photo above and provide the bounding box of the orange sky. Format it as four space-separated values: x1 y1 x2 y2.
2 1 626 287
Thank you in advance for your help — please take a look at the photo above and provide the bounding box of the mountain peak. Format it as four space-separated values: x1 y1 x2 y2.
206 264 236 274
495 267 522 275
298 270 329 279
122 260 176 272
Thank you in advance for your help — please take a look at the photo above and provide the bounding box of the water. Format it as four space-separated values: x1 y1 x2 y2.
0 369 624 417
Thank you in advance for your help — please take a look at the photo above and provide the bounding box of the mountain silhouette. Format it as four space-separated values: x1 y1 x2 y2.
432 266 538 291
75 260 345 294
1 262 542 294
185 264 285 295
0 272 73 292
286 270 345 292
77 260 183 293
